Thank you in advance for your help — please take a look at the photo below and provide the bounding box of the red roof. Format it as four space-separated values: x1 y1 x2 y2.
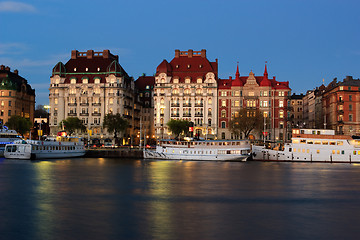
135 76 155 90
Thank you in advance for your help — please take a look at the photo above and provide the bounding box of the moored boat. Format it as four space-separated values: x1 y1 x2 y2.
252 129 360 163
143 139 251 161
4 135 85 160
0 127 21 156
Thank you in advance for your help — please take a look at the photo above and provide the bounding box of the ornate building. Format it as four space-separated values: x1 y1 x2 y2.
322 76 360 135
0 65 35 125
218 64 292 142
49 49 138 144
154 49 218 139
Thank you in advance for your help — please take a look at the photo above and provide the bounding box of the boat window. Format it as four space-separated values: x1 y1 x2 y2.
341 150 345 154
307 149 309 153
293 148 296 152
302 149 305 153
332 150 335 154
337 141 343 146
300 139 306 144
330 141 336 145
314 141 321 145
322 141 328 145
32 146 35 151
354 151 357 155
358 151 360 155
12 146 17 152
337 150 340 154
307 140 313 144
289 148 292 152
292 139 299 144
227 150 231 154
317 150 320 154
237 142 240 145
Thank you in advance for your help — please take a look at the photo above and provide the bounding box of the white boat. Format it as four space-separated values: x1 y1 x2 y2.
143 139 251 161
0 127 21 156
4 136 85 160
252 128 360 163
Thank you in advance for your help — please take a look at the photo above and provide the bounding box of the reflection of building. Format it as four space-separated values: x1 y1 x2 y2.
49 49 137 144
154 49 218 139
135 75 155 145
0 65 35 125
322 76 360 135
218 64 292 142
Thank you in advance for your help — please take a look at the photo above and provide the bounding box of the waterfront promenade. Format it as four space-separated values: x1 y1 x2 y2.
85 147 142 158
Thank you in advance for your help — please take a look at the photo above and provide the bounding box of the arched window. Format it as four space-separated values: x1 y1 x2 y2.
184 88 191 95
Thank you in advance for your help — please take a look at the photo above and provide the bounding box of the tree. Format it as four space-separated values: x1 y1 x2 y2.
6 115 32 136
167 119 191 139
228 109 265 139
34 105 49 118
103 113 128 145
60 117 86 136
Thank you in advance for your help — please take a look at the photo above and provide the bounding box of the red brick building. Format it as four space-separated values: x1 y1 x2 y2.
218 64 291 142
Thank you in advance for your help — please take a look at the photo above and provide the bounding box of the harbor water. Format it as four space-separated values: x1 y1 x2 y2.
1 157 360 239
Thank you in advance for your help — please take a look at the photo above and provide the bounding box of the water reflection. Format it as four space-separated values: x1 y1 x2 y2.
2 159 360 239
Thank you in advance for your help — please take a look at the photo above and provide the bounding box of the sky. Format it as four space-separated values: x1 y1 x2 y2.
0 0 359 106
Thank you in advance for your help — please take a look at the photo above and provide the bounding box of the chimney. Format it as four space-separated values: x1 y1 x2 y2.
0 65 4 70
188 49 193 58
14 69 18 75
229 76 232 80
5 66 10 71
103 50 110 59
175 49 180 58
71 50 78 59
87 50 94 59
201 49 206 58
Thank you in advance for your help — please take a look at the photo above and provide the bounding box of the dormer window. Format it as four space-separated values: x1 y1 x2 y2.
199 65 203 68
176 65 179 68
85 68 88 72
97 68 100 72
187 65 191 68
74 68 77 72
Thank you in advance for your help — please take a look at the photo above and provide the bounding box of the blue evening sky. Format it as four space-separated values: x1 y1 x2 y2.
1 0 359 105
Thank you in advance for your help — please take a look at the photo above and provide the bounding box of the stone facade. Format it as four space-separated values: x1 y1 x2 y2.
154 49 218 139
49 50 138 144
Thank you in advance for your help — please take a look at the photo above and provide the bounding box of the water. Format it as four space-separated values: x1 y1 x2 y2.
1 158 360 240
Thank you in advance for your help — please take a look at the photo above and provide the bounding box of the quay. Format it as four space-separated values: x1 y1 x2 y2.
85 148 143 158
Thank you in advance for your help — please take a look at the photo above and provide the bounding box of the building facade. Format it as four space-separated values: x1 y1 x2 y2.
322 76 360 135
218 64 292 142
0 65 35 126
290 93 304 128
135 75 156 145
154 49 218 139
49 49 138 144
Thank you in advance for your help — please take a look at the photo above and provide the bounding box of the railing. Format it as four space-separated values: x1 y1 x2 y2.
195 103 203 107
171 103 180 107
183 104 192 107
92 113 101 116
92 103 101 106
68 103 77 106
80 113 89 116
68 113 77 116
195 114 203 117
80 103 89 106
171 114 180 117
183 114 191 117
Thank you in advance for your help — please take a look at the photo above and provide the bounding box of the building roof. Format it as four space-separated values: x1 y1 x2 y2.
156 49 218 82
52 49 131 84
0 65 35 95
135 76 155 91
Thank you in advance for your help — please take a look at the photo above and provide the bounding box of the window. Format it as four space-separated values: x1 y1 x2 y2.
197 78 202 83
263 91 268 97
279 110 284 118
349 114 353 122
221 91 227 97
94 78 100 84
185 79 191 84
222 100 226 107
8 110 11 116
82 78 88 84
0 101 3 106
221 110 226 118
279 91 284 96
263 101 268 107
235 100 240 107
8 101 11 107
349 95 352 101
279 100 284 107
54 98 58 105
70 78 76 84
221 132 226 139
234 91 240 97
349 104 353 111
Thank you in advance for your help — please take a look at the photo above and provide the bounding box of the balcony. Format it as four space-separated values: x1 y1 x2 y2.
337 120 344 124
195 114 203 117
92 113 101 116
195 103 203 107
171 103 180 107
80 103 89 106
171 114 180 117
337 110 344 114
80 113 89 116
92 103 101 106
183 114 191 117
68 103 77 106
183 103 192 107
68 113 77 116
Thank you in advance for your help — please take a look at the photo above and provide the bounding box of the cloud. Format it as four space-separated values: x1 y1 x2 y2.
0 1 36 13
0 52 68 68
0 42 28 54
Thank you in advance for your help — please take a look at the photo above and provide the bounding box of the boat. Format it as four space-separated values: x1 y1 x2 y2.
4 135 85 160
143 138 251 161
252 128 360 163
0 127 21 156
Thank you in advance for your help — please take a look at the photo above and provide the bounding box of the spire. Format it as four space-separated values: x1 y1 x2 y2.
264 61 268 78
235 62 240 80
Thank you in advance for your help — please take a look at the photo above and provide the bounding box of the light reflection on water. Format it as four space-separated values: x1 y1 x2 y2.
1 158 360 239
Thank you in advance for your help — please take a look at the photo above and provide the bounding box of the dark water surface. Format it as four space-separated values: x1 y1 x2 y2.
1 158 360 240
